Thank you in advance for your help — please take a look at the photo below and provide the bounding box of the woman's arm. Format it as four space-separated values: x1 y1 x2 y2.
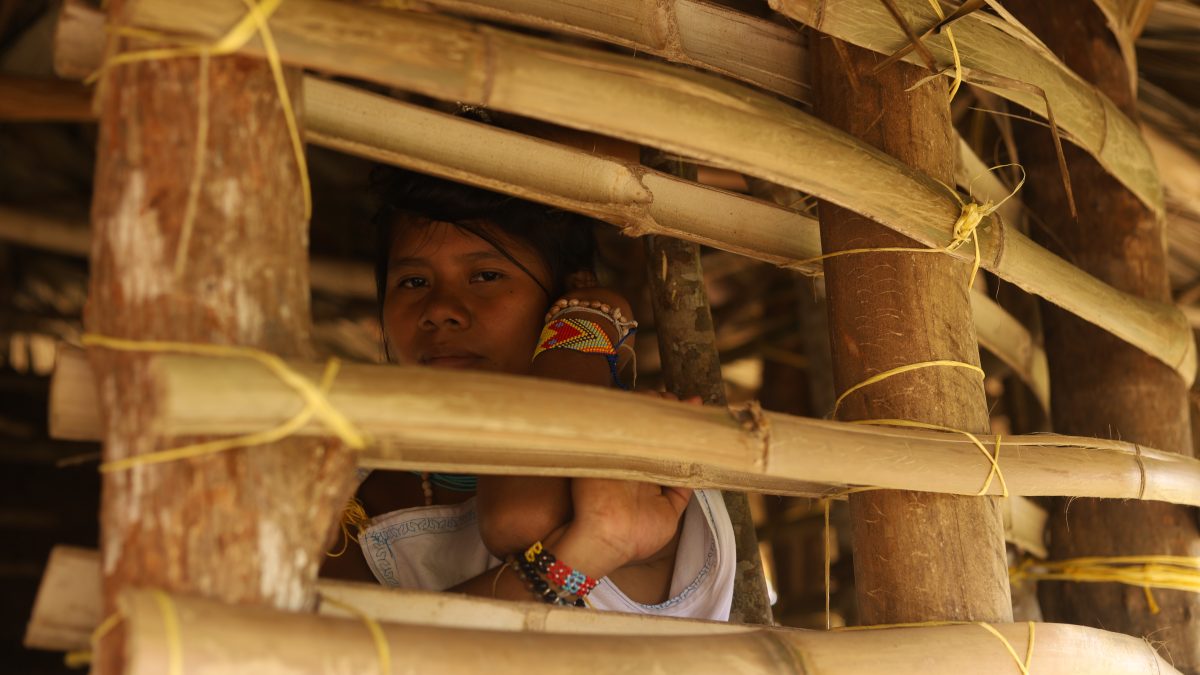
475 287 636 558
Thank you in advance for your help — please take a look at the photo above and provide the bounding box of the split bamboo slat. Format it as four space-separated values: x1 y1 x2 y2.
49 349 1200 507
112 589 1178 675
768 0 1163 216
108 0 1197 385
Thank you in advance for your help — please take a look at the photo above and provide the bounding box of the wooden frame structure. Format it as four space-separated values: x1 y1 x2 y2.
5 0 1199 672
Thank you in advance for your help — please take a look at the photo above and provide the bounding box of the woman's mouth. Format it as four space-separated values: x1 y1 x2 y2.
419 351 485 369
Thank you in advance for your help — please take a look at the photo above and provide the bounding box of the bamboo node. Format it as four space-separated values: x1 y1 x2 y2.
728 400 770 469
82 334 367 473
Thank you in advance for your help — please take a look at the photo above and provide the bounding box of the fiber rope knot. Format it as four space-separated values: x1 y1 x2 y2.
82 334 367 473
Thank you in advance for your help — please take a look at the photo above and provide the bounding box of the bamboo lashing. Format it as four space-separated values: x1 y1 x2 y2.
48 348 1200 507
102 0 1197 385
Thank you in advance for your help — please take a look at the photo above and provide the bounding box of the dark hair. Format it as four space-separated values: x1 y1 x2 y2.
370 167 597 306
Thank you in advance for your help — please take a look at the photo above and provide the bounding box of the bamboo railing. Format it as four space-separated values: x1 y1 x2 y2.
25 549 1181 675
102 0 1196 384
50 349 1200 507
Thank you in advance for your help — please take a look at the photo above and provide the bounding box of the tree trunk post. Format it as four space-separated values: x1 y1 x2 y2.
86 4 355 670
1004 1 1200 670
642 150 774 625
810 36 1013 624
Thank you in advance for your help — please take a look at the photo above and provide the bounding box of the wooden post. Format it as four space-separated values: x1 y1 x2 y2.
1004 0 1200 669
810 37 1013 624
86 2 355 669
642 150 774 625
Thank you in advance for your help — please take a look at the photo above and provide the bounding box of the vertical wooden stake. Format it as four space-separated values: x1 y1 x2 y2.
810 37 1013 624
642 150 774 625
1005 1 1200 669
86 4 355 670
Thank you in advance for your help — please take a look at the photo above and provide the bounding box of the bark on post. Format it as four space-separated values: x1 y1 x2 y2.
86 4 355 670
1005 1 1200 669
810 38 1013 624
642 150 774 625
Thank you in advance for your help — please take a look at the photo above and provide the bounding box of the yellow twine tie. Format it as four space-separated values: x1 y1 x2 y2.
321 596 392 675
851 419 1007 497
63 609 124 668
789 164 1026 292
152 589 184 675
82 334 366 473
1010 555 1200 615
327 497 371 558
836 620 1035 675
832 360 984 419
925 0 963 101
90 0 311 219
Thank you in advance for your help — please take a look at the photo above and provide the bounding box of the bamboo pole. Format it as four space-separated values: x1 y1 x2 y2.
377 0 808 102
47 349 1200 507
84 4 355 671
0 205 376 299
108 0 1197 385
1006 0 1200 670
811 37 1011 624
768 0 1163 216
0 74 93 122
113 589 1178 675
641 150 772 625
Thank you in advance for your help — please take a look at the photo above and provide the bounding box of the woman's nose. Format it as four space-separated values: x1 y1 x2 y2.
419 287 471 330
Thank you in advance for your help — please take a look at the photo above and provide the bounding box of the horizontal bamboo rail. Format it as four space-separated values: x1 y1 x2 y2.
389 0 808 102
25 546 750 653
29 547 1180 675
0 205 376 299
114 0 1197 385
114 589 1178 674
769 0 1163 216
50 349 1200 506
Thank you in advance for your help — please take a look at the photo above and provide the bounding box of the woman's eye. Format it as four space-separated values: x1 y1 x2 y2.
472 270 505 283
397 276 427 289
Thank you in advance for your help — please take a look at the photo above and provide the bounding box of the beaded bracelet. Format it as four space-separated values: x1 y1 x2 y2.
531 316 637 390
524 541 599 599
511 556 585 607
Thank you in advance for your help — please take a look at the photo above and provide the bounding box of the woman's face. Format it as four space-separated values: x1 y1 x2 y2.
382 218 553 375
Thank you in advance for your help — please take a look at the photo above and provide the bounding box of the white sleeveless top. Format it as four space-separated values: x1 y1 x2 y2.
357 488 736 621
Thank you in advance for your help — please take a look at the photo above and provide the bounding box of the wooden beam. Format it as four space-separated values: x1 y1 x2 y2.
85 3 354 670
641 151 772 625
0 74 93 122
1005 0 1200 670
0 206 375 298
811 37 1011 623
47 348 1200 507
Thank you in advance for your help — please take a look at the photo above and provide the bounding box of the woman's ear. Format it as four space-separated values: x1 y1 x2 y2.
565 270 598 291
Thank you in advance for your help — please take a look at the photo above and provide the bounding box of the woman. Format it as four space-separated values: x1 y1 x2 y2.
323 169 735 620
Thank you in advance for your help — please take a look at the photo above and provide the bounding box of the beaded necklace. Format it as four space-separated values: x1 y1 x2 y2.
412 471 478 506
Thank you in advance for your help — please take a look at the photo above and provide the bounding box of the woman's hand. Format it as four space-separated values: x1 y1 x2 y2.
569 477 693 568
